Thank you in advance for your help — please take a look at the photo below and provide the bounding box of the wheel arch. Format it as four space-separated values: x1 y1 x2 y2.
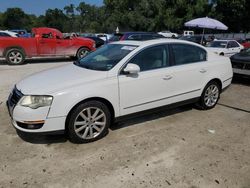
3 46 26 57
203 78 222 92
65 97 115 130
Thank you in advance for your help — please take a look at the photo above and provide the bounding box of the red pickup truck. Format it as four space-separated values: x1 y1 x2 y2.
0 27 95 65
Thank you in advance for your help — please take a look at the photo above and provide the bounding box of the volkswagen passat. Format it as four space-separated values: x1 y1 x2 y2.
7 39 233 143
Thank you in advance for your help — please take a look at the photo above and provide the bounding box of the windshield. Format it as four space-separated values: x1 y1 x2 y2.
207 41 227 48
74 44 137 71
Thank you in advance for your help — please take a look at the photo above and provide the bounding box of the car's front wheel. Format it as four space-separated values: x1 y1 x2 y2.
67 101 111 143
198 81 220 110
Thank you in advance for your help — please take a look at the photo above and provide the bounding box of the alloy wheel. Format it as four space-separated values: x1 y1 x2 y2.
74 107 106 139
204 84 219 107
9 51 23 64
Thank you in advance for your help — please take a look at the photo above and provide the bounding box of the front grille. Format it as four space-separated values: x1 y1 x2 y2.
232 62 244 69
9 87 23 107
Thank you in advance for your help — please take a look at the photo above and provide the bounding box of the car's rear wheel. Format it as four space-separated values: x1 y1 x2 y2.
67 101 111 143
6 48 25 65
76 47 90 60
198 81 220 110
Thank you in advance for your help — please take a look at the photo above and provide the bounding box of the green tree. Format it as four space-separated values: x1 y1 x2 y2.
43 8 68 31
2 8 32 30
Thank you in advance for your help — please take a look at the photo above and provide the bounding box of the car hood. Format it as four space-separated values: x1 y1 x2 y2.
231 53 250 63
16 64 108 95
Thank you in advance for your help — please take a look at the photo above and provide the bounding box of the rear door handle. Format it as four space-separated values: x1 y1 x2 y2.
163 75 172 80
200 69 207 73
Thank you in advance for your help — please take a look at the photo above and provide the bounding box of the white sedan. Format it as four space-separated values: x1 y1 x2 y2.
158 31 178 38
0 30 19 37
206 40 244 57
7 39 233 143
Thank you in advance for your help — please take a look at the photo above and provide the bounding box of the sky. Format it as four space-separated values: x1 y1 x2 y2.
0 0 103 16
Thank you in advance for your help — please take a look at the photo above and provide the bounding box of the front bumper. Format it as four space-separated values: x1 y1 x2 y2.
7 88 66 133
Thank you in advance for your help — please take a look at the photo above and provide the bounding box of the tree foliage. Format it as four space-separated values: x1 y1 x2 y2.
0 0 249 33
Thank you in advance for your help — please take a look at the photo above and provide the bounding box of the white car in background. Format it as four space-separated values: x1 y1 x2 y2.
0 30 19 37
95 33 112 41
207 40 244 57
7 39 232 143
158 31 178 38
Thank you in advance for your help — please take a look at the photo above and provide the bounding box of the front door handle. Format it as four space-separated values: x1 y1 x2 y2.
163 75 172 80
200 69 207 73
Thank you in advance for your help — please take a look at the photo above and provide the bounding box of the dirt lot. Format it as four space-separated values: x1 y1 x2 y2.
0 59 249 188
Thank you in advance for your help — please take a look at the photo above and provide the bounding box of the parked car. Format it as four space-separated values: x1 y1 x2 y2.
95 33 112 42
0 27 95 65
237 38 250 48
0 30 19 37
179 35 207 46
158 31 178 38
109 32 164 42
83 36 105 48
230 48 250 76
7 39 233 143
10 29 31 38
206 39 244 57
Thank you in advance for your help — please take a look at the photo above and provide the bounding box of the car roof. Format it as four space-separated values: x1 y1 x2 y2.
111 38 206 49
214 39 236 42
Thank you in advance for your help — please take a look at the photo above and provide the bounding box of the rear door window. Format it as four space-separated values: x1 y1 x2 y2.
171 43 207 65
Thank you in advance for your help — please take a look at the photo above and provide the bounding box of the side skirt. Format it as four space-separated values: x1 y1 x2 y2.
115 97 200 123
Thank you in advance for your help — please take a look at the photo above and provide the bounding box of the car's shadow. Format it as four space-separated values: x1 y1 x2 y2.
0 57 72 65
16 104 194 144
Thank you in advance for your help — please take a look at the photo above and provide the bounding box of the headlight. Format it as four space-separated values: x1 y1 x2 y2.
19 96 53 109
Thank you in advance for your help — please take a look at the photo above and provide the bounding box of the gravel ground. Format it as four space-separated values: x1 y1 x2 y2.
0 59 249 188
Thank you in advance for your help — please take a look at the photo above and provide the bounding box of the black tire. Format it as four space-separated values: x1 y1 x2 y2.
5 48 25 65
67 101 111 143
198 81 221 110
76 47 90 60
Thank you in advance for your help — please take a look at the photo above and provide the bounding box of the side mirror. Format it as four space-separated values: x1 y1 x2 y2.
123 63 140 75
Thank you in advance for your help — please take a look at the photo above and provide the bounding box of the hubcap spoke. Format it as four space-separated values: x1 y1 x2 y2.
92 109 100 119
75 124 88 133
82 127 90 138
79 112 88 121
94 113 104 121
92 125 101 132
95 121 105 126
87 108 91 118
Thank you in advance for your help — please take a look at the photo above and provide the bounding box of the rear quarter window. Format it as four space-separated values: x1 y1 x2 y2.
171 43 207 65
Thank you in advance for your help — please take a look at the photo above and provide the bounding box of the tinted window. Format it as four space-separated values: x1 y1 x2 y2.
141 34 163 40
207 41 227 48
0 32 10 37
109 34 123 42
228 41 239 48
172 44 207 65
129 45 169 71
127 34 141 40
